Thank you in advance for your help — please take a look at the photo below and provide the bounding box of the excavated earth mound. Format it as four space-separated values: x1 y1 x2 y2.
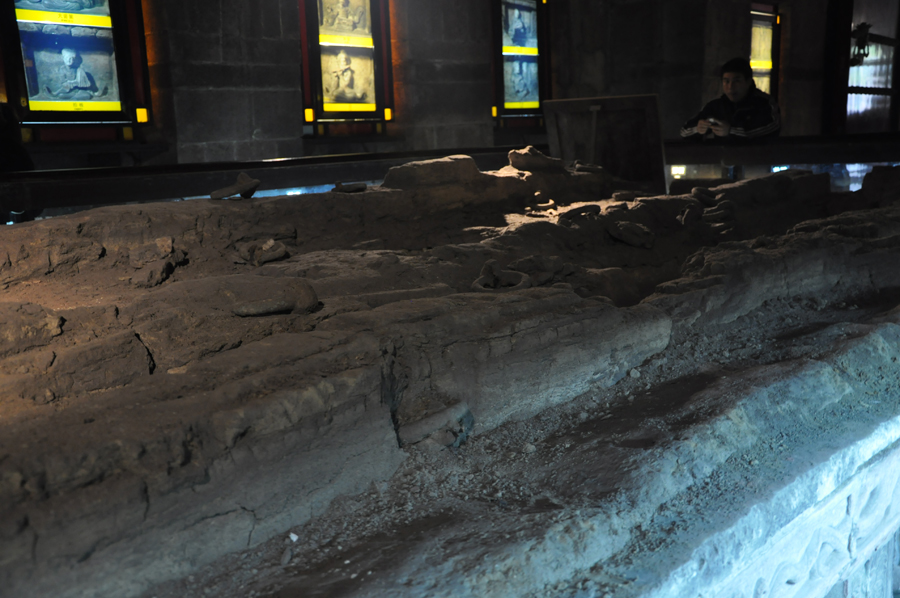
1 151 900 598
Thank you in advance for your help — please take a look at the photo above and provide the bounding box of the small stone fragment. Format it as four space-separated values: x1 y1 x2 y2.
677 203 703 227
607 220 655 249
612 191 636 202
471 259 532 292
702 207 733 223
129 237 176 268
508 146 566 173
131 257 178 288
210 172 261 200
572 160 605 174
280 548 292 566
0 303 63 358
691 187 719 206
332 181 368 193
629 368 641 378
229 276 319 317
238 239 288 266
523 443 537 454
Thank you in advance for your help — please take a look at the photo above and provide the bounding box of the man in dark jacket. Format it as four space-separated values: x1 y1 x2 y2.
681 57 780 140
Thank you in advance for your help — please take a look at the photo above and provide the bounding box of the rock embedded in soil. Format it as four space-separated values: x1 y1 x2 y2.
0 302 63 357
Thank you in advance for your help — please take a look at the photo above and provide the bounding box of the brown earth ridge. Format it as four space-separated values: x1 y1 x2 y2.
1 149 900 598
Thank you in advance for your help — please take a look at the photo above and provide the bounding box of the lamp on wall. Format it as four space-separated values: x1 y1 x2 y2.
850 22 872 66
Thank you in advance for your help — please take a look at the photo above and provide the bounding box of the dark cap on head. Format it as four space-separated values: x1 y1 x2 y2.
720 57 754 79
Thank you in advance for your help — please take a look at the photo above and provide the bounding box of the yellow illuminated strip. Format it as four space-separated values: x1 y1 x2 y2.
504 101 540 109
322 102 377 112
750 60 773 70
318 34 374 48
29 100 122 112
502 46 539 56
16 9 112 28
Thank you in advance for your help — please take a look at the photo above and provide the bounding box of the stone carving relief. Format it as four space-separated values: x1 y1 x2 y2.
711 438 900 598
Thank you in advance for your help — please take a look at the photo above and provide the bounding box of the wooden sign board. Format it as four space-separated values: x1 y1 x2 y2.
543 94 667 194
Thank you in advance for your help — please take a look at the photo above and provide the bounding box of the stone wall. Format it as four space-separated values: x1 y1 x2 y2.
142 0 306 164
388 0 495 151
142 0 496 163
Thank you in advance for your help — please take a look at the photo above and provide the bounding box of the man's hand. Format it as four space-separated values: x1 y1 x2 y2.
710 120 731 137
696 119 711 135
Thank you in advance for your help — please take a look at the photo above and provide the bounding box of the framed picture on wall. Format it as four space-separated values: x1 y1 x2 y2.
0 0 151 131
300 0 393 137
492 0 549 122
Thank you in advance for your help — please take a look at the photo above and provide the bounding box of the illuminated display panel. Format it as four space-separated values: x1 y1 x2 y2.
13 0 121 112
501 0 537 51
503 54 538 108
320 46 376 112
749 4 779 100
492 0 548 124
299 0 393 133
501 0 539 109
750 14 774 93
317 0 376 114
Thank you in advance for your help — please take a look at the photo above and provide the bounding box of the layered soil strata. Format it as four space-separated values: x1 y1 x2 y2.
1 151 899 598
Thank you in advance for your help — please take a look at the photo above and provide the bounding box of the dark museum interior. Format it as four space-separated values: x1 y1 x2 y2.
3 1 900 597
